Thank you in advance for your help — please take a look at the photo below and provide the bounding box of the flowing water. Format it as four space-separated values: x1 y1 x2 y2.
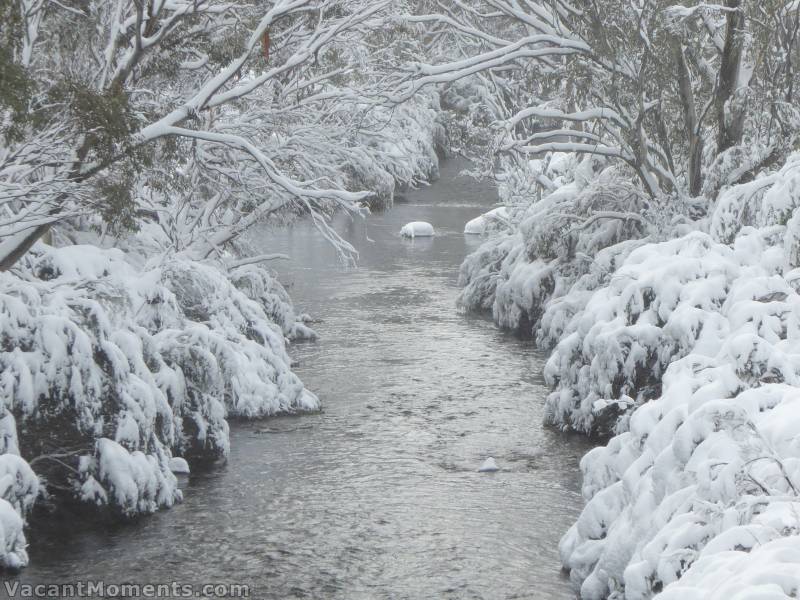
6 160 594 599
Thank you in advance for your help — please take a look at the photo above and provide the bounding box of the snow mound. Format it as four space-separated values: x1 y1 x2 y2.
168 457 190 475
464 207 509 235
400 222 435 238
479 457 499 472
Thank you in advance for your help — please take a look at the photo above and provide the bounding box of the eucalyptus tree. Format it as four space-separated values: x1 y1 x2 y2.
394 1 800 204
0 0 425 271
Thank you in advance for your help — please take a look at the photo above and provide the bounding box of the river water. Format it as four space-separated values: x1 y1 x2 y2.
7 160 593 599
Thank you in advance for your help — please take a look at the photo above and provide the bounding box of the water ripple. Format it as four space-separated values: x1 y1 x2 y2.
13 161 593 600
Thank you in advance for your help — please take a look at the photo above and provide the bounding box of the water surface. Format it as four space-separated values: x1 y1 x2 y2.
8 160 592 599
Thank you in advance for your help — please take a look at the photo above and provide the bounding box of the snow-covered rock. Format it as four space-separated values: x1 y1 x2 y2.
400 221 435 238
168 457 190 475
464 207 509 235
479 457 499 472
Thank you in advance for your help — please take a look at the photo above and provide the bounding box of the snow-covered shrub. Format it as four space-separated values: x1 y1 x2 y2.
79 438 179 518
0 241 319 566
654 535 800 600
542 231 746 436
344 90 447 207
458 154 651 339
0 499 26 570
0 413 39 570
563 377 800 599
464 206 510 235
534 153 800 597
559 221 800 597
711 152 800 244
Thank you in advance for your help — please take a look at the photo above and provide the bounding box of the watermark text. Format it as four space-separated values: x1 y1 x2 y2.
3 581 250 598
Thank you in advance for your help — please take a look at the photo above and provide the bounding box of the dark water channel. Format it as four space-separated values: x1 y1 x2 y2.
6 160 593 599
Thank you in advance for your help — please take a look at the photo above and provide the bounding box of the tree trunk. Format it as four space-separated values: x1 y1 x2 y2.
672 39 704 196
0 225 50 272
716 0 745 153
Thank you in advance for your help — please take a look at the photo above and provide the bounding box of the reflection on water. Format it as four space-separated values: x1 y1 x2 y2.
7 160 592 599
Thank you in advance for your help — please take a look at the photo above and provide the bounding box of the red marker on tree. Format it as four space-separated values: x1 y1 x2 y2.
262 29 270 62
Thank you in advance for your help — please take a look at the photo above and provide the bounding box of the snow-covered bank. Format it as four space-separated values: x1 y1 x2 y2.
459 153 800 598
0 242 317 566
344 91 449 209
0 85 452 568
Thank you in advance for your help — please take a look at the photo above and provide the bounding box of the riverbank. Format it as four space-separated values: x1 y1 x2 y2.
459 152 800 598
7 159 591 598
0 91 450 569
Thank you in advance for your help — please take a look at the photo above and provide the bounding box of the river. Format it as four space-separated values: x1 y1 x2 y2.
6 159 593 599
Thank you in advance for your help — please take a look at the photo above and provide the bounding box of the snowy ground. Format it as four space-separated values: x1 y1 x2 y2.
459 152 800 598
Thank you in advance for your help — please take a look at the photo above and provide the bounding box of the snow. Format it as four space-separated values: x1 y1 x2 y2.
0 499 26 570
459 150 800 598
168 457 190 475
464 207 509 235
0 240 323 564
0 78 450 568
400 221 436 238
459 154 651 336
655 536 800 600
81 438 180 517
479 457 499 472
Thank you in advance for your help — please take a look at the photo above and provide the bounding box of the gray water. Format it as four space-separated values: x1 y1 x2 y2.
6 160 592 599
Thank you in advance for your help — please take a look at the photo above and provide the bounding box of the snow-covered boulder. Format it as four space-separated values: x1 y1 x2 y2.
168 457 190 475
479 457 499 472
464 207 509 235
400 221 435 238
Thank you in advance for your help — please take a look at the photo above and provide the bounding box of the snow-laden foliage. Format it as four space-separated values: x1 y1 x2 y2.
0 241 320 566
346 91 447 207
542 231 747 437
429 1 800 597
458 144 800 598
711 153 800 245
458 154 653 338
654 535 800 600
463 206 509 235
0 412 36 569
554 161 800 598
400 2 800 204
